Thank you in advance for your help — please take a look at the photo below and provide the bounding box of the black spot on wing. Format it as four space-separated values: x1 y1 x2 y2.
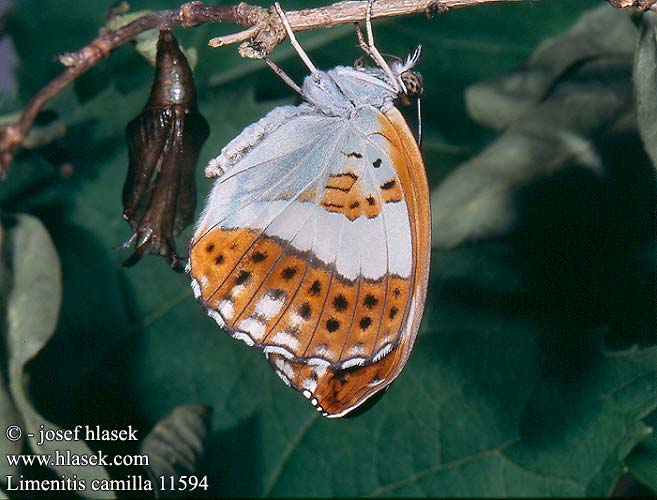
329 172 358 180
252 251 267 263
309 280 322 296
268 288 286 300
235 270 251 285
333 294 349 312
326 318 340 332
298 302 312 319
281 266 297 281
364 294 378 309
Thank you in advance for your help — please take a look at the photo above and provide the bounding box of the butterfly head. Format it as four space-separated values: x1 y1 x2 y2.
354 45 423 106
391 46 423 105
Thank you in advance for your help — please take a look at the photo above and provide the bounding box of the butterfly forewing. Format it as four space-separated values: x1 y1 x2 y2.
189 102 429 417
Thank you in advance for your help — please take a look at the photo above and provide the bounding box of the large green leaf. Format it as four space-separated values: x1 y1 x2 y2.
625 411 657 492
466 5 636 131
0 223 23 483
636 11 657 171
432 5 637 249
0 213 114 498
2 0 656 498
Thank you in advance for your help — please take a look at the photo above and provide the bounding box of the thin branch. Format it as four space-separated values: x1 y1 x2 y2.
209 0 516 51
0 0 511 175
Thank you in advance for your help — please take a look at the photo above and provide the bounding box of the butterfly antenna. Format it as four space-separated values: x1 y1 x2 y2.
359 0 405 93
403 45 422 72
274 3 319 76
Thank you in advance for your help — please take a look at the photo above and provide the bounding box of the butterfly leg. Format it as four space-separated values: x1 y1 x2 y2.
354 22 385 76
359 0 405 93
274 2 319 76
354 22 371 60
264 57 303 95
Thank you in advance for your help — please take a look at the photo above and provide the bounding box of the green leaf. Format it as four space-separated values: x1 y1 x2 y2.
432 4 636 249
1 213 114 499
635 11 657 171
0 224 23 483
466 5 637 130
0 110 66 149
3 212 62 395
625 411 657 491
106 10 198 69
129 243 657 497
5 0 106 99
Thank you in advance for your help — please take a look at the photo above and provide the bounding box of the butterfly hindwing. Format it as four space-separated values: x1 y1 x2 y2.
189 102 429 417
264 106 430 417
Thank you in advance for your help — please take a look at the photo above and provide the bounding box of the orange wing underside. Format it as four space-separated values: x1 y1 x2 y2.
189 107 430 417
267 344 408 417
269 109 430 417
190 226 411 366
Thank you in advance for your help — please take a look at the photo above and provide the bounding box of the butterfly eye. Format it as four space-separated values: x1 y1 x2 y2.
400 71 424 103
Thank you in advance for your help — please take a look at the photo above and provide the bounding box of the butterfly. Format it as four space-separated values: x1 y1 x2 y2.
188 2 430 418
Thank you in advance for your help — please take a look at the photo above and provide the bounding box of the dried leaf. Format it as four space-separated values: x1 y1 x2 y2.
140 405 212 498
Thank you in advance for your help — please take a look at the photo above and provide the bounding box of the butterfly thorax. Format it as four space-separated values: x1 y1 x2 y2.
302 66 400 117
